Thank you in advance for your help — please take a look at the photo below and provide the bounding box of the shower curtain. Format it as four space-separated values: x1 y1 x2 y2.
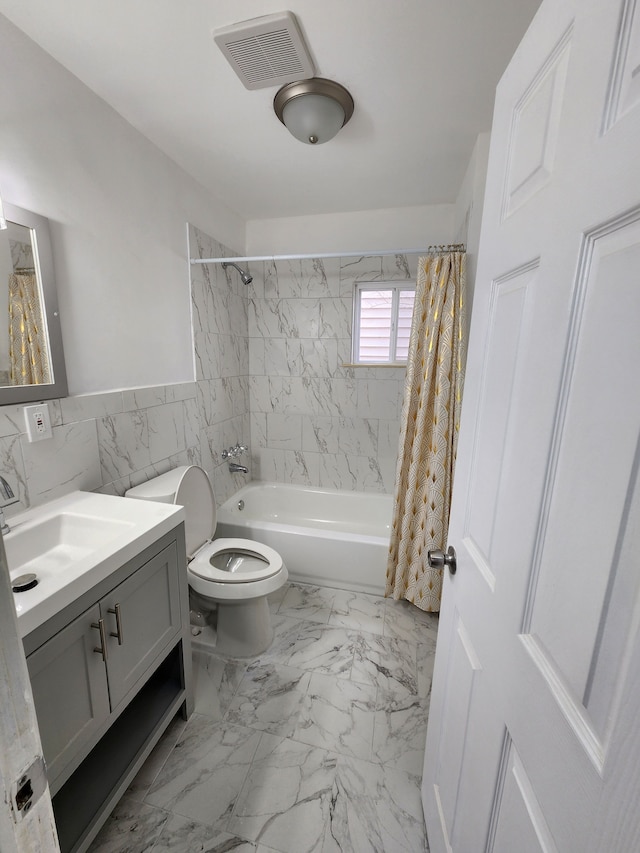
385 250 467 612
9 272 51 385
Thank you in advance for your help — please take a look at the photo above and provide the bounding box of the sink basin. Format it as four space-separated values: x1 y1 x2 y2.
5 512 135 576
4 490 185 637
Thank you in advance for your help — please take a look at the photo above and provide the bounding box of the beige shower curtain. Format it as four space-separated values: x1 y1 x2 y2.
385 250 467 612
9 272 51 385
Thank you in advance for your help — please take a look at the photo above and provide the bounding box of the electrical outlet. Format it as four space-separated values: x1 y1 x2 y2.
23 403 53 442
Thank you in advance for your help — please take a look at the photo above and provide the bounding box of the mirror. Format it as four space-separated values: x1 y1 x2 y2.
0 203 67 404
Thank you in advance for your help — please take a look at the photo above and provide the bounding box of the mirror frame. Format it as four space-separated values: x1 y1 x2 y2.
0 203 68 405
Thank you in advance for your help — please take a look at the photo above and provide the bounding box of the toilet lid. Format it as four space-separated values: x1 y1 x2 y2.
189 538 282 583
174 466 217 559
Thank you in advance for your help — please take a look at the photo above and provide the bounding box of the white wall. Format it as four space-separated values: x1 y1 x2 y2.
247 204 455 257
453 132 490 310
0 14 244 395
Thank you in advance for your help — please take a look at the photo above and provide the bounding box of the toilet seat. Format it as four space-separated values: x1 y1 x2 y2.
189 538 283 583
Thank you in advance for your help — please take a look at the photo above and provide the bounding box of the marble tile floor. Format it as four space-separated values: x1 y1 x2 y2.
88 582 438 853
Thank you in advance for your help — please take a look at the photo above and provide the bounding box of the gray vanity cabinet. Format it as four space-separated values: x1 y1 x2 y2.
23 526 192 853
27 541 182 788
27 603 111 788
100 542 181 709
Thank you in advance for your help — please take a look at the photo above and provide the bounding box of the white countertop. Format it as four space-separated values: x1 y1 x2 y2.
4 490 184 637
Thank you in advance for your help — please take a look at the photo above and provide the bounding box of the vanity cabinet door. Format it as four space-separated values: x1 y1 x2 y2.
27 603 111 788
101 542 181 709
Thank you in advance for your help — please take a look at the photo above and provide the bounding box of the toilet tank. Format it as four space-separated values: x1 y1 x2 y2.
126 466 190 504
126 465 216 559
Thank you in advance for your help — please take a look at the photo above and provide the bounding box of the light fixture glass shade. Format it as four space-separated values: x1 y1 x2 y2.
274 78 354 145
282 93 345 145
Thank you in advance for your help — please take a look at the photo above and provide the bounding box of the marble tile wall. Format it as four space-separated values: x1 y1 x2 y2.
0 231 417 509
248 253 418 493
188 224 251 506
0 382 200 512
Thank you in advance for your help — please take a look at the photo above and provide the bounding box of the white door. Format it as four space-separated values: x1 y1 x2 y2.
422 0 640 850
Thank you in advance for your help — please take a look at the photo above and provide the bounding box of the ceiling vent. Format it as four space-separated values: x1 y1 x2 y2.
213 11 315 90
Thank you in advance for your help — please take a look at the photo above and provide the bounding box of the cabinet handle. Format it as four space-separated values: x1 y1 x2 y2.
91 619 108 661
107 604 124 645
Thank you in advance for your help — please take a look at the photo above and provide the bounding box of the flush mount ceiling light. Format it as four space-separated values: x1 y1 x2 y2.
274 77 354 145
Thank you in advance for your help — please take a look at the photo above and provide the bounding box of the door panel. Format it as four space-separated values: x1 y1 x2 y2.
603 0 640 129
489 743 557 853
502 28 571 219
466 261 536 581
528 214 640 704
432 611 481 844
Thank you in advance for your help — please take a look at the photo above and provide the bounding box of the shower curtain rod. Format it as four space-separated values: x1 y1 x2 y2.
190 244 465 266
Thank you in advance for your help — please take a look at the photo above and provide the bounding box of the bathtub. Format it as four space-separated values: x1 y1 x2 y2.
215 482 393 595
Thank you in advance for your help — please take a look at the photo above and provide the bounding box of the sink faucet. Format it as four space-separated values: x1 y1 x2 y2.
0 476 20 534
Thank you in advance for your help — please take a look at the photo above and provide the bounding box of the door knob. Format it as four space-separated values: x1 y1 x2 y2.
427 545 457 575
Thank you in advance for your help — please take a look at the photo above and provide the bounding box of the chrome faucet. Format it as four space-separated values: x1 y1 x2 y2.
222 443 248 460
0 476 20 534
229 462 249 474
222 443 249 474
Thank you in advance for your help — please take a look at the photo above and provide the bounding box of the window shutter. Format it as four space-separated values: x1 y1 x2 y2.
358 289 392 362
395 290 415 360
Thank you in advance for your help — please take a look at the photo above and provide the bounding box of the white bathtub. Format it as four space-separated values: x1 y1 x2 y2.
216 482 393 595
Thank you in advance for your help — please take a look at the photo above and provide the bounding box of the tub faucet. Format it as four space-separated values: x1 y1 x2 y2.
0 475 19 534
229 462 248 474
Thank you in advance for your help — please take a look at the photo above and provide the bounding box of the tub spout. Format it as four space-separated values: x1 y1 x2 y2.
229 462 248 474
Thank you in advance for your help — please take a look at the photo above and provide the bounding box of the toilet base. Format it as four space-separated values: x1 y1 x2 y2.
190 621 218 654
215 596 274 658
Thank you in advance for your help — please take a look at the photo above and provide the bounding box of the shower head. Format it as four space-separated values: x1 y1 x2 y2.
222 261 253 285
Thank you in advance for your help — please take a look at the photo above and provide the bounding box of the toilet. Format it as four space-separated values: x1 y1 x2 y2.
126 465 287 657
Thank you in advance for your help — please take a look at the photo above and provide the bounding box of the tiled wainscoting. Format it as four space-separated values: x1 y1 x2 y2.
89 582 437 853
0 383 203 510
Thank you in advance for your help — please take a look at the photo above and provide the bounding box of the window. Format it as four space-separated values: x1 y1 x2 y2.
352 281 415 364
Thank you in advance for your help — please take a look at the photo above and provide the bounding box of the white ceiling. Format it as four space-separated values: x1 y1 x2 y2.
0 0 541 222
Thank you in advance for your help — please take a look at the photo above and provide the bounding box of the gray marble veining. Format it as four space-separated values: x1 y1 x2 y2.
285 623 357 679
145 717 261 829
278 584 336 624
227 734 338 851
294 673 377 762
151 814 259 852
373 691 431 778
89 582 436 853
384 598 439 646
327 756 428 852
88 795 169 853
328 590 386 635
351 632 418 697
192 652 248 720
226 663 312 737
